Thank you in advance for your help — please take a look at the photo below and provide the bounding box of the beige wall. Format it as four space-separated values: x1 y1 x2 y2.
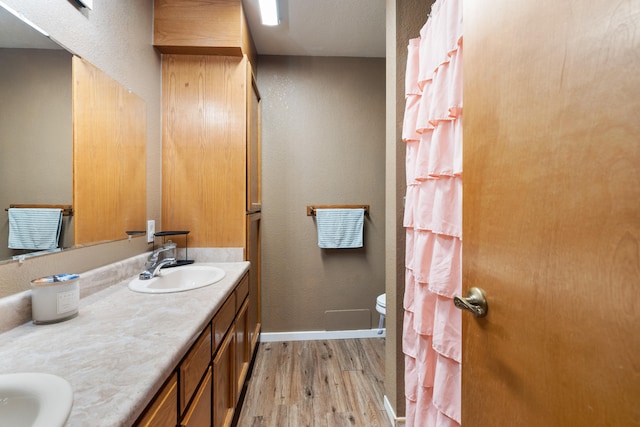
385 0 435 418
0 49 73 259
0 1 160 297
258 55 386 333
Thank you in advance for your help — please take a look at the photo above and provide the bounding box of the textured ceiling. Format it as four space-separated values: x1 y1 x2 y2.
242 0 386 58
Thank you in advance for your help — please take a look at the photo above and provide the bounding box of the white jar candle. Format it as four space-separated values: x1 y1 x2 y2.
31 274 80 324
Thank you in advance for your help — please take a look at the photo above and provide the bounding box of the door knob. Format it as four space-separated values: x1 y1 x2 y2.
454 287 488 318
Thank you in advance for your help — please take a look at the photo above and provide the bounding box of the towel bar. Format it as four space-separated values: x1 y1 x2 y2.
307 205 369 216
6 204 73 216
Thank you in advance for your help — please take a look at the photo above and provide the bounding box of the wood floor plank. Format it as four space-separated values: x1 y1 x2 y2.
274 404 289 427
237 338 387 426
326 412 359 426
333 339 364 371
310 341 352 415
341 370 388 426
273 341 295 404
288 401 315 427
359 337 385 377
242 342 277 416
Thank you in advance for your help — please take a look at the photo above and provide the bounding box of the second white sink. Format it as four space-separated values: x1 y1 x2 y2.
0 372 73 427
128 264 226 294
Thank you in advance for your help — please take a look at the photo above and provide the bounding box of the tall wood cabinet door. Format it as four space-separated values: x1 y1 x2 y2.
213 326 236 427
247 72 261 212
181 367 212 427
246 212 261 352
162 54 246 249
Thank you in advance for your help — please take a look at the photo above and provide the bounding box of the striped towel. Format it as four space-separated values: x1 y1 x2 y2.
8 208 63 250
316 208 364 249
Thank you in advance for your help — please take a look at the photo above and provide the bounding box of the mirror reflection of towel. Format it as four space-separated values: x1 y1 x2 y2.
8 208 63 250
316 208 364 249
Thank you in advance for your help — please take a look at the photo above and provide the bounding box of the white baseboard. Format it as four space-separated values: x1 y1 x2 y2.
384 395 406 427
260 328 386 342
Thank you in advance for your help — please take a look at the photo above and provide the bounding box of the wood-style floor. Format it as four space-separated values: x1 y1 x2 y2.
236 338 388 427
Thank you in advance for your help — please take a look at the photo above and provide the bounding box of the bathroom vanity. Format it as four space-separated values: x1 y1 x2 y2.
135 269 252 426
0 260 253 426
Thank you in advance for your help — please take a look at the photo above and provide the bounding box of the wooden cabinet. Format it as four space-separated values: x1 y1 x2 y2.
135 373 178 427
155 5 262 423
161 54 262 356
154 0 256 66
135 272 256 427
162 54 246 249
161 54 260 248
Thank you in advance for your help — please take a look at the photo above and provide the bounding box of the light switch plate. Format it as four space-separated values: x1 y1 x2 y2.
146 220 155 243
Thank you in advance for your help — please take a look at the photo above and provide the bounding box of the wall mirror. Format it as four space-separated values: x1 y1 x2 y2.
0 4 146 264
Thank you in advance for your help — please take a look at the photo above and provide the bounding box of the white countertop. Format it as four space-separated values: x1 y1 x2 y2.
0 261 250 427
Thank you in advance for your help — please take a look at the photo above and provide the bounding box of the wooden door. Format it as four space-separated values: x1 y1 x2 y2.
462 1 640 426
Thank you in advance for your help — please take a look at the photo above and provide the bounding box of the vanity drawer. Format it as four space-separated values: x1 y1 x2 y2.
179 324 211 415
213 293 236 352
236 273 249 308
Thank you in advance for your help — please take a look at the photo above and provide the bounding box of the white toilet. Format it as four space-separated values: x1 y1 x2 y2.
375 293 386 334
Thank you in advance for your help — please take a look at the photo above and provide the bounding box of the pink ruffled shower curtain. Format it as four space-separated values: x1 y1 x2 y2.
402 0 463 425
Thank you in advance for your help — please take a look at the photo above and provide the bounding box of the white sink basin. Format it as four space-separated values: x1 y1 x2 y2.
128 264 226 294
0 373 73 427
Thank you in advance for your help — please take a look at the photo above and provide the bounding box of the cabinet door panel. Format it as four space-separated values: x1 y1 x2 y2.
180 324 211 415
247 74 261 212
246 213 261 352
236 274 249 309
162 55 246 248
153 0 256 64
213 294 236 351
135 372 178 427
181 367 212 427
235 298 250 405
213 325 235 427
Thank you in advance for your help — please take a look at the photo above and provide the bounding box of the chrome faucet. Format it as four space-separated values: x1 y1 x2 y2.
139 257 177 280
139 244 177 280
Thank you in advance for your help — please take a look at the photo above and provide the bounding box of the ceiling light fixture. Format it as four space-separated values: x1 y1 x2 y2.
259 0 279 26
